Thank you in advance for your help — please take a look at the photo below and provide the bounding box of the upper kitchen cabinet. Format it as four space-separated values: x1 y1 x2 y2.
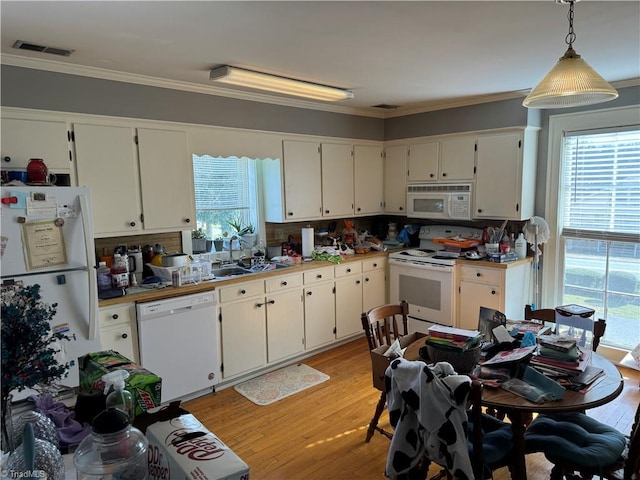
1 118 70 173
74 123 142 236
74 123 194 236
474 128 538 221
136 128 195 231
263 140 322 222
384 145 407 214
354 145 384 215
321 143 354 217
407 136 476 183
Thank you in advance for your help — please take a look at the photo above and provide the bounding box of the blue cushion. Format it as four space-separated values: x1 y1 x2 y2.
467 413 513 468
525 412 626 468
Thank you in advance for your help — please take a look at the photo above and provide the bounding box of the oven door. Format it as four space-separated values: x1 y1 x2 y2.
389 258 456 333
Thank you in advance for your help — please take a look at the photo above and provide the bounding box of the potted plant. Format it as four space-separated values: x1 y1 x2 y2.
191 228 208 253
227 218 256 248
213 235 225 252
1 284 73 452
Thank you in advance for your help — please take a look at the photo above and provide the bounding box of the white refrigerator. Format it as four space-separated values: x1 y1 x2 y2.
1 186 102 399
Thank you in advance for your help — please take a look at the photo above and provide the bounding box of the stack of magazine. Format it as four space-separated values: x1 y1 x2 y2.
530 334 592 377
426 325 482 352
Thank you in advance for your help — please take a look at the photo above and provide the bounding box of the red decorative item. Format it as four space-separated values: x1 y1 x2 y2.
26 158 48 184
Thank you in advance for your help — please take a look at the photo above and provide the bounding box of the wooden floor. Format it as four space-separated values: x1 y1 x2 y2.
184 337 640 480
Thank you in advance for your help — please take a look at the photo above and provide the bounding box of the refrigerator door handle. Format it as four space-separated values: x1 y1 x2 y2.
79 193 98 341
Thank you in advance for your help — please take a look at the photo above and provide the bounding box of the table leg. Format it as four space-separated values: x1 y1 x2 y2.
508 411 527 480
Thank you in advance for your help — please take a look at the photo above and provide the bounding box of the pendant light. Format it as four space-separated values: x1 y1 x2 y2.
523 0 618 109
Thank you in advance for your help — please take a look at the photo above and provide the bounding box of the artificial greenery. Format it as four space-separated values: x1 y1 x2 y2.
1 284 73 416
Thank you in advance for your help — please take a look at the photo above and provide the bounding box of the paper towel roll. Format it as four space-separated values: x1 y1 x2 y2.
302 227 314 258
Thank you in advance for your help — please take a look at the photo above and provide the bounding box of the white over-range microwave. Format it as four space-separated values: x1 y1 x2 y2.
407 183 472 220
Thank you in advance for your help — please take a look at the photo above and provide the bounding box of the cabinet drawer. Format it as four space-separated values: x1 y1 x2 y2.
218 280 264 302
335 262 362 278
100 325 135 360
99 303 135 328
304 267 334 285
460 265 502 284
362 258 385 272
265 273 303 292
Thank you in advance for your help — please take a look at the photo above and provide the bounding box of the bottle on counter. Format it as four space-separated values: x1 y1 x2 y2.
96 262 111 294
102 370 135 421
111 253 130 289
515 232 527 260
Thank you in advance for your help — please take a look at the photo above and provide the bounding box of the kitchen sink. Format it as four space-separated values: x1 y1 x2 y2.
210 266 253 278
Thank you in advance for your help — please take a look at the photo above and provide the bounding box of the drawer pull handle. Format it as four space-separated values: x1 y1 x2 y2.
121 333 128 339
112 314 119 320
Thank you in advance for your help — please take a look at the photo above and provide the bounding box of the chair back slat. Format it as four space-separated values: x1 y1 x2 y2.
361 300 409 350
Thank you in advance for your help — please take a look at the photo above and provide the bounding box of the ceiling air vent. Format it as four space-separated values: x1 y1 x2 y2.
13 40 75 57
372 104 400 110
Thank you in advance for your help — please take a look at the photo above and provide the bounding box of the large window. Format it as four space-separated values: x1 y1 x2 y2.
192 155 259 242
548 109 640 350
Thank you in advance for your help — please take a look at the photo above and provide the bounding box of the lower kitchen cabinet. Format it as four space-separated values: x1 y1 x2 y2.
265 274 304 363
98 303 139 363
457 261 532 330
218 280 268 379
303 267 336 350
362 258 387 312
335 263 364 339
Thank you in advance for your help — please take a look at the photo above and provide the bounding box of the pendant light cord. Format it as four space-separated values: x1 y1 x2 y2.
565 1 576 49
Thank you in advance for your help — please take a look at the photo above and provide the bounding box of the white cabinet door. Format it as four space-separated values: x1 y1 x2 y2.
1 118 70 172
220 297 267 378
99 303 138 363
354 145 384 215
408 141 439 182
321 143 354 217
304 282 336 350
384 145 408 214
363 267 386 313
266 289 304 363
475 131 536 220
440 135 476 181
335 275 363 339
458 281 503 331
282 140 322 220
137 128 195 231
100 325 136 361
74 123 142 236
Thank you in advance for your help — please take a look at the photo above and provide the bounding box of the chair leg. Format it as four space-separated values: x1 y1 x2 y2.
366 390 388 442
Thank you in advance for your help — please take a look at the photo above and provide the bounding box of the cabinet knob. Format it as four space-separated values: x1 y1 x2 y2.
429 173 434 178
121 333 128 339
240 289 246 295
112 314 119 320
3 156 10 163
281 281 287 286
365 277 370 282
357 207 361 212
477 209 483 213
476 272 481 277
185 218 191 223
356 280 361 285
316 274 322 279
442 172 447 177
307 291 313 296
325 210 330 214
129 221 136 227
287 211 294 216
491 290 496 295
208 373 215 381
346 268 351 273
268 299 275 305
373 263 377 267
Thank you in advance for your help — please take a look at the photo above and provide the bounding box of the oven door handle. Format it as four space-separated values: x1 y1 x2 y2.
389 258 454 272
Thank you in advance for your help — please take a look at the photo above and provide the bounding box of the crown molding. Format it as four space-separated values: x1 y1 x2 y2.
3 54 637 120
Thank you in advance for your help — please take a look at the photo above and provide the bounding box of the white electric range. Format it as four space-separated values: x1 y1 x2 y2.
389 225 483 332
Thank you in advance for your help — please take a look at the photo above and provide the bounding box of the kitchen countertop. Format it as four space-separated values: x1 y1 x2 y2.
98 251 533 307
99 250 390 307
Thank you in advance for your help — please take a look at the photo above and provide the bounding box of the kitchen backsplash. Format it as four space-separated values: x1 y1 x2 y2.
94 232 183 264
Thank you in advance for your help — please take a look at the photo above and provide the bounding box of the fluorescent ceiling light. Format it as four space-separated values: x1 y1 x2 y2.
523 0 618 109
210 65 354 102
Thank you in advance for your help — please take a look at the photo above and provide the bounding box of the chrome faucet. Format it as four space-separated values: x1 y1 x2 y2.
224 235 238 265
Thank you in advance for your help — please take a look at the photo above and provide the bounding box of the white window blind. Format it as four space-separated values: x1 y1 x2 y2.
194 156 251 212
561 128 640 240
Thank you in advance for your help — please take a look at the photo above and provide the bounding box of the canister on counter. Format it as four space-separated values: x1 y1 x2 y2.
171 269 181 287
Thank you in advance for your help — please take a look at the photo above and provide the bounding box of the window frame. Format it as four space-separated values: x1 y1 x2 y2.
543 105 640 354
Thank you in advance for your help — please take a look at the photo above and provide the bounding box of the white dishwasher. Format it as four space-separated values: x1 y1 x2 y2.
137 291 218 403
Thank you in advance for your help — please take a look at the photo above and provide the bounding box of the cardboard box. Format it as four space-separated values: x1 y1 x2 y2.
370 332 426 391
486 252 518 263
78 350 162 417
136 403 250 480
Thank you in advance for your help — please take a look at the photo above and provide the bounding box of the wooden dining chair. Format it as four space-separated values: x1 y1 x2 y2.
361 300 409 443
524 304 607 352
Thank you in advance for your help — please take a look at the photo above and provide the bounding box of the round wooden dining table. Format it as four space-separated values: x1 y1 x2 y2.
404 337 624 480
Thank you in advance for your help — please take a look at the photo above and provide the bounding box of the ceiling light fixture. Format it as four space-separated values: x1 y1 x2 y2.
523 0 618 109
209 65 354 102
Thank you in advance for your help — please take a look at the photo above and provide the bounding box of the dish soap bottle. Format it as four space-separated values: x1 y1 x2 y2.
74 408 148 480
515 232 527 260
102 370 134 421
